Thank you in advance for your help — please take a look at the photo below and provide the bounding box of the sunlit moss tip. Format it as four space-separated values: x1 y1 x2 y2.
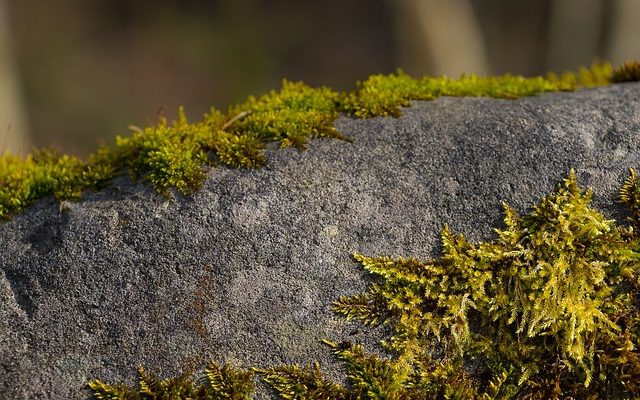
2 61 637 219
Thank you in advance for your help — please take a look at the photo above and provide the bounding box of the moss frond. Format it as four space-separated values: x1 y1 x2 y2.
332 292 387 326
112 108 212 196
138 365 162 395
256 362 351 400
87 379 134 400
478 368 517 400
620 166 640 229
203 360 255 399
327 340 407 399
87 362 254 400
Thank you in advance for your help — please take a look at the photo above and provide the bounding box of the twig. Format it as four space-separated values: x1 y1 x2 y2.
222 110 251 130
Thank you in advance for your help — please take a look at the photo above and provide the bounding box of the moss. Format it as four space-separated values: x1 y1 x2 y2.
88 171 640 399
255 362 353 399
620 167 640 229
2 61 638 398
340 61 613 118
327 171 640 398
611 60 640 83
0 61 631 220
88 363 255 400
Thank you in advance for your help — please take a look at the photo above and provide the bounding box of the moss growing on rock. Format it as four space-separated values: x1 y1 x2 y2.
0 61 630 220
611 60 640 83
340 62 612 118
89 362 255 400
3 61 639 398
88 171 640 399
326 171 640 398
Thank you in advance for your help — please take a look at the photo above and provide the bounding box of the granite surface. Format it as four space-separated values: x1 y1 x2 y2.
1 82 639 399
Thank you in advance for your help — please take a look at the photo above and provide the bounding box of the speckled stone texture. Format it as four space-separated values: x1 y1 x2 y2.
1 83 640 399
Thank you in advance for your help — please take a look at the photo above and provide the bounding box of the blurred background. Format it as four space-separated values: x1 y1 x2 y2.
1 0 639 158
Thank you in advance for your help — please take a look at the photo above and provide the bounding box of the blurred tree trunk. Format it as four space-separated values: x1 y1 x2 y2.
0 0 30 155
606 0 640 65
546 0 604 72
391 0 488 77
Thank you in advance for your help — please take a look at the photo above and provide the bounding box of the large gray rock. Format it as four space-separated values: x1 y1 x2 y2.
1 83 640 399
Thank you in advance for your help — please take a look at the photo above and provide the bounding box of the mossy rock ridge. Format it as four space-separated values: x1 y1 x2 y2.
1 83 639 399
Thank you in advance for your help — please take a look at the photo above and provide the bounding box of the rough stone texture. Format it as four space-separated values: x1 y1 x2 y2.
1 83 640 399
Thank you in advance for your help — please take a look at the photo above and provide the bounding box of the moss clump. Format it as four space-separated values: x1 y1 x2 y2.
327 171 640 399
0 149 109 218
113 108 212 195
611 60 640 83
89 171 640 399
228 80 347 150
2 61 636 219
88 362 254 400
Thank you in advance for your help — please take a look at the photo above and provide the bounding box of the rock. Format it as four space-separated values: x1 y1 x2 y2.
1 82 640 399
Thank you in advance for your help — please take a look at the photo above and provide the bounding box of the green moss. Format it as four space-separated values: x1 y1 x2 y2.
229 80 347 150
113 108 212 195
340 61 613 118
327 171 640 398
88 171 640 399
0 149 100 217
3 61 639 398
88 362 254 400
620 167 640 229
0 61 632 219
255 362 352 399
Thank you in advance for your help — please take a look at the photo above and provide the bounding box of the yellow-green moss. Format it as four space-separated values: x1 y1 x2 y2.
327 171 640 398
0 61 630 220
340 62 612 118
88 362 255 400
88 170 640 399
3 61 639 398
